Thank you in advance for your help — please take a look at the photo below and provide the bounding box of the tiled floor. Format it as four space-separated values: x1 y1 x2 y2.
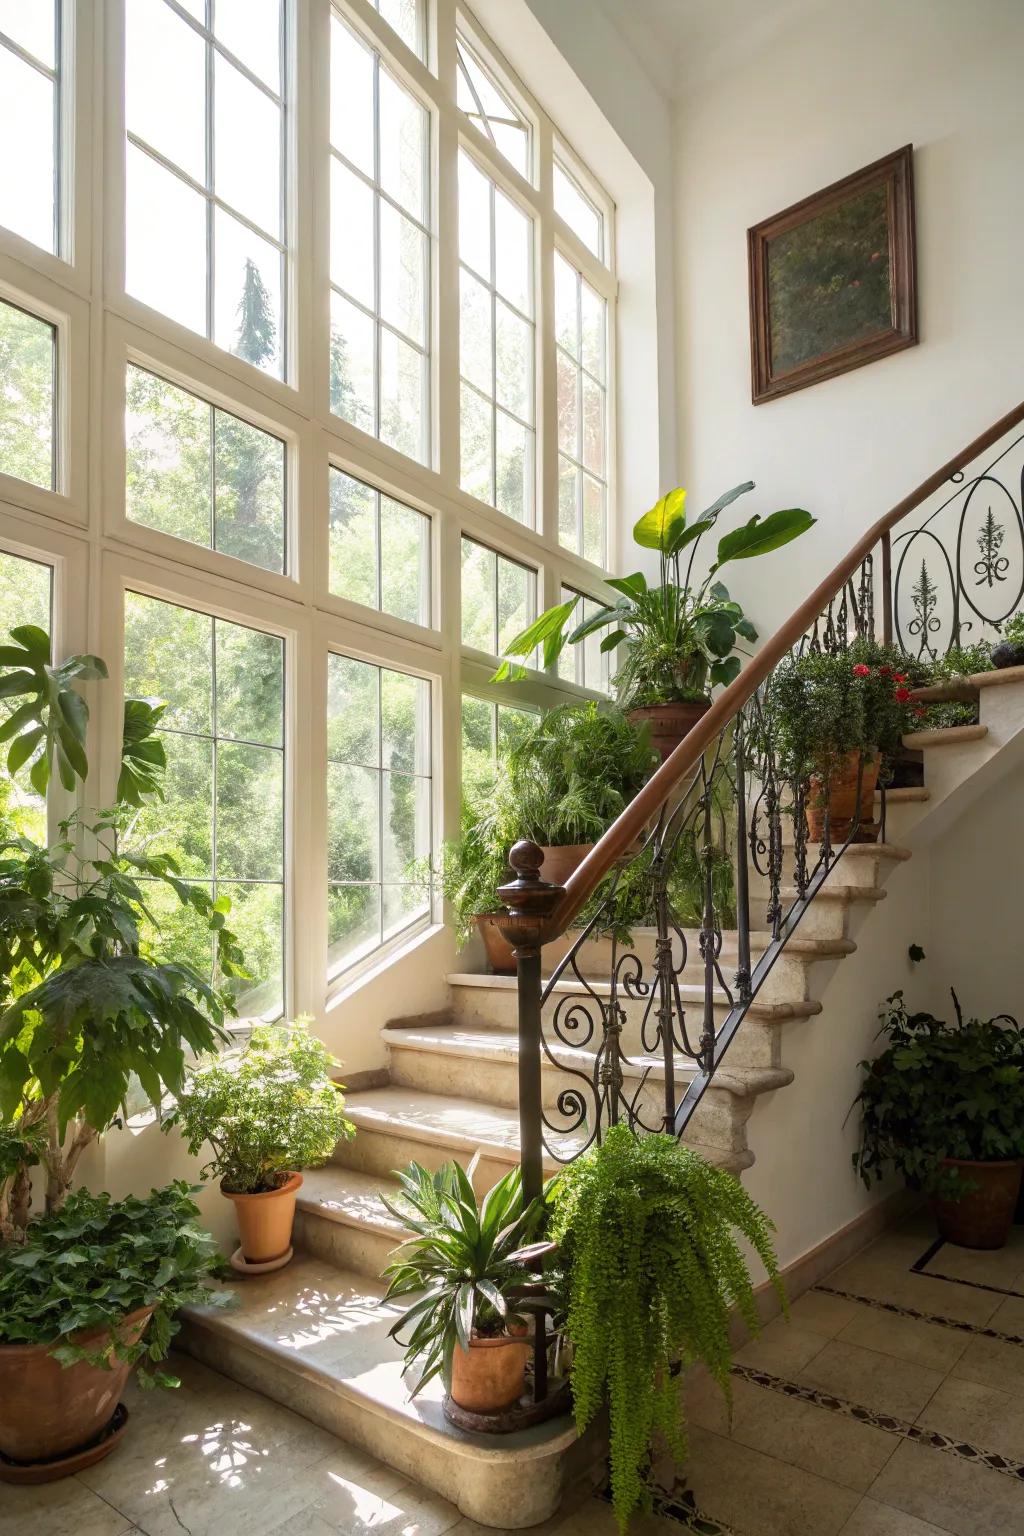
4 1210 1024 1536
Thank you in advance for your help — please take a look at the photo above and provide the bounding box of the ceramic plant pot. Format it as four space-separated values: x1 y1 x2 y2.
806 750 880 842
450 1329 531 1413
0 1306 153 1473
222 1171 303 1266
931 1158 1024 1250
627 697 712 765
538 843 595 888
476 912 517 975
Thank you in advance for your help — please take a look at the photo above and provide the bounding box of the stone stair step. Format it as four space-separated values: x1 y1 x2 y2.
877 785 930 802
179 1256 583 1528
902 722 988 749
974 663 1024 689
293 1166 405 1280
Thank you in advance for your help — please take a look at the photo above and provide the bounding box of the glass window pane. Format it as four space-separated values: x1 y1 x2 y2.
379 496 430 626
0 299 54 491
382 669 429 774
0 1 55 65
460 269 492 397
330 291 376 433
583 474 606 567
458 152 490 279
495 410 532 525
216 741 283 880
582 373 605 475
328 765 380 880
554 255 579 357
456 37 530 180
330 158 376 310
329 884 381 972
214 52 282 236
215 620 284 747
330 16 374 177
125 0 206 183
328 654 379 767
214 0 282 92
328 468 378 611
379 201 426 346
459 384 492 506
556 349 579 458
558 457 579 552
132 732 214 877
494 301 532 422
373 0 423 58
0 48 55 252
379 328 426 464
123 593 213 736
384 883 429 943
126 145 207 335
461 694 493 794
581 280 606 382
496 553 532 656
382 770 430 881
126 367 212 546
214 208 282 376
494 191 531 314
213 410 285 573
460 537 496 652
378 68 426 223
554 160 603 258
218 880 283 1018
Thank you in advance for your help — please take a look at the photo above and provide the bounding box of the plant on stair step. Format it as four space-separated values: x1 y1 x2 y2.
382 1158 549 1414
166 1020 354 1273
852 988 1024 1250
992 611 1024 670
492 482 814 763
549 1125 782 1532
904 642 992 729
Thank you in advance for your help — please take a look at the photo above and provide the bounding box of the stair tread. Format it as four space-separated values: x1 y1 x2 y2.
182 1255 576 1458
446 971 822 1018
902 722 988 748
382 1022 794 1097
297 1166 405 1238
876 786 930 802
781 883 886 902
975 664 1024 688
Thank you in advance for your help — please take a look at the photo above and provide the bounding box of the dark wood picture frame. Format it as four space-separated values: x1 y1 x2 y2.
748 145 917 405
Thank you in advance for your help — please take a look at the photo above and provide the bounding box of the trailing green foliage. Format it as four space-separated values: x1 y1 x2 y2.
166 1021 354 1194
550 1126 782 1531
905 643 993 729
494 702 656 847
493 482 813 709
382 1159 546 1397
852 989 1024 1198
0 1183 231 1384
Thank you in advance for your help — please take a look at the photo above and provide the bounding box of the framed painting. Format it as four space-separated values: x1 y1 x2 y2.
748 145 917 404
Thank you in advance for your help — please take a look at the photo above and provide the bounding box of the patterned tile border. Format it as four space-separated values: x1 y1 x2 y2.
814 1280 1024 1347
734 1363 1024 1482
596 1466 738 1536
910 1235 1024 1300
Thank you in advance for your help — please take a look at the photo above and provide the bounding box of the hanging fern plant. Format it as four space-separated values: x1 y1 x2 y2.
549 1125 783 1530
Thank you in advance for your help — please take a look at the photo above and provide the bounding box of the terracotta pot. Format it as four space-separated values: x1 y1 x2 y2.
538 842 595 887
0 1305 153 1468
627 698 712 765
450 1328 530 1413
931 1158 1024 1250
476 912 517 975
222 1171 302 1264
806 750 880 842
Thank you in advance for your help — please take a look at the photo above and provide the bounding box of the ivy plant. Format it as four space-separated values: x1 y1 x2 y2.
0 1183 231 1385
549 1125 782 1531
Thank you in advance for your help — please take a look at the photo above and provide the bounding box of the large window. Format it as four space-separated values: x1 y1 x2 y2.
0 4 59 254
330 14 429 463
123 593 285 1020
461 693 535 795
460 536 536 659
124 0 287 377
329 466 430 625
327 654 431 976
556 253 608 565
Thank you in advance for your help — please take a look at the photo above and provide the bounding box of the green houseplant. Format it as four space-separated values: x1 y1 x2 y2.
550 1125 782 1531
852 989 1024 1249
0 624 245 1475
166 1021 355 1272
421 792 516 973
0 1183 230 1466
494 483 814 761
382 1158 547 1414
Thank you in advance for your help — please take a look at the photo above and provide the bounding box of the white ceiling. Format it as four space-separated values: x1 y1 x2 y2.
600 0 828 97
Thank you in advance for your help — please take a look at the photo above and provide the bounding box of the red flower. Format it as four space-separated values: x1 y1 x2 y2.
852 663 871 677
879 665 892 677
894 673 908 683
895 687 911 702
913 704 927 718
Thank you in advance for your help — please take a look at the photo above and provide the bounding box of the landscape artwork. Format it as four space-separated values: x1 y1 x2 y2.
748 145 917 403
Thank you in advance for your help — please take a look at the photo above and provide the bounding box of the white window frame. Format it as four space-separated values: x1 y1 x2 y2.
0 0 624 1028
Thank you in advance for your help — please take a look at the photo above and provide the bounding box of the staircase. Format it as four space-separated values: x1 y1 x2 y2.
179 663 1024 1528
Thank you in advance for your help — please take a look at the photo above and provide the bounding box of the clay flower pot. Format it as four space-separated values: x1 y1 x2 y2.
450 1328 531 1413
627 697 711 765
538 842 595 887
0 1305 153 1472
476 912 517 975
931 1158 1024 1250
806 749 880 842
222 1171 303 1266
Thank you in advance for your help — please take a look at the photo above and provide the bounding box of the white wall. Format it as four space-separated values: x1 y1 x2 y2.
672 0 1024 638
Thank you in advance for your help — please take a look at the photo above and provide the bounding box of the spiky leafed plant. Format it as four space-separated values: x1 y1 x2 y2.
550 1126 783 1531
381 1159 546 1396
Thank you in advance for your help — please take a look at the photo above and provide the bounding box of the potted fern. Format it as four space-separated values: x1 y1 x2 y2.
549 1125 782 1531
166 1021 355 1272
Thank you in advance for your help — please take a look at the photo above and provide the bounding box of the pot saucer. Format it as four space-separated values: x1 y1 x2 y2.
229 1244 294 1275
0 1403 129 1485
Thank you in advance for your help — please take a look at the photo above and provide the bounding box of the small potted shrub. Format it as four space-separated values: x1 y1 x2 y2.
494 702 656 885
992 612 1024 670
853 989 1024 1249
769 639 916 842
0 1183 230 1478
495 483 814 761
549 1125 781 1531
422 796 516 974
383 1159 546 1414
167 1021 355 1273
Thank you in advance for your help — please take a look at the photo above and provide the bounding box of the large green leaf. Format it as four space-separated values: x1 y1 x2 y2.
492 597 579 662
714 508 815 569
633 487 687 552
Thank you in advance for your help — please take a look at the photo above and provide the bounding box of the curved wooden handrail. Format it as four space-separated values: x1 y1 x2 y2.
543 398 1024 941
